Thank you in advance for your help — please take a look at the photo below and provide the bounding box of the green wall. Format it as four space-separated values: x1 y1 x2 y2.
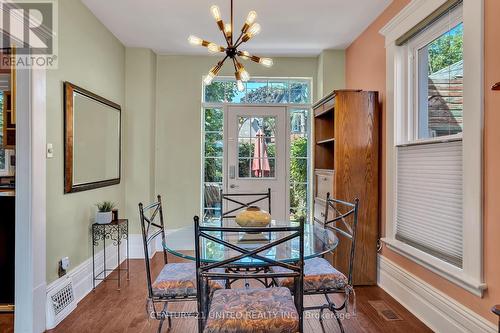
46 0 126 283
316 49 346 101
45 1 347 284
124 48 157 234
155 55 318 230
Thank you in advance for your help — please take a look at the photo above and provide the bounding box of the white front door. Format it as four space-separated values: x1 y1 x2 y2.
226 106 287 220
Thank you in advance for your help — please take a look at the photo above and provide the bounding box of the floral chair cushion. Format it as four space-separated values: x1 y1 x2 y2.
152 262 224 298
204 287 299 333
272 257 348 291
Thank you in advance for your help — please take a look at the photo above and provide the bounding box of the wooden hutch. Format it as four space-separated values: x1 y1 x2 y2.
313 90 380 285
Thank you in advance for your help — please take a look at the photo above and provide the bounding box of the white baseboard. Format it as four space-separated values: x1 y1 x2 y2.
378 255 497 333
45 230 190 330
46 241 127 329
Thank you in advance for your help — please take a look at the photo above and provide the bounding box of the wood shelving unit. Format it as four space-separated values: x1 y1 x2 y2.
313 90 380 286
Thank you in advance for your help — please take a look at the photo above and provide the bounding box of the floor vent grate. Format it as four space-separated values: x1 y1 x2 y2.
369 300 403 321
46 277 77 329
51 282 75 316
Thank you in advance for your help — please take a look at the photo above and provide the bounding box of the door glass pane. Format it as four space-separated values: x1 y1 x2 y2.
266 138 276 158
417 22 463 139
238 115 276 179
238 158 251 178
238 138 251 157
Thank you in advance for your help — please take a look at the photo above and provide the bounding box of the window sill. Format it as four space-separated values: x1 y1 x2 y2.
381 237 487 297
396 134 462 147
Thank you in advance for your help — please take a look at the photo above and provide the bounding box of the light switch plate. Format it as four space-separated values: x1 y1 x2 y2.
47 143 54 158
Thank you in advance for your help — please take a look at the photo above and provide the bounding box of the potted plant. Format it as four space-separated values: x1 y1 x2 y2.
95 201 115 224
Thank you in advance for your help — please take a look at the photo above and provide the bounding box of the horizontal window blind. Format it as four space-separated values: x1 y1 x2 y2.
396 141 463 267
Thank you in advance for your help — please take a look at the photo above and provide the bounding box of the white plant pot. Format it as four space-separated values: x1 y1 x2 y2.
96 211 112 224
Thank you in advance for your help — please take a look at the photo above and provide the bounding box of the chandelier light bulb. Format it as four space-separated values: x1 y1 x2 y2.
259 57 274 68
247 23 261 37
210 5 222 21
242 23 261 42
188 35 203 46
245 11 257 25
237 80 245 92
204 73 215 85
208 43 222 53
239 51 250 60
239 69 250 82
224 23 232 37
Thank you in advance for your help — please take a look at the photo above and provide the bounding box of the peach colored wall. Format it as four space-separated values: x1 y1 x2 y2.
346 0 500 323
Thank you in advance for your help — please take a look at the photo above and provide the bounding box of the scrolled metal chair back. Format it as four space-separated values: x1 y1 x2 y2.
138 195 168 299
321 193 359 285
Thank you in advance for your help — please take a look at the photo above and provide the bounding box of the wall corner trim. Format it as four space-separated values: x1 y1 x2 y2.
378 255 496 333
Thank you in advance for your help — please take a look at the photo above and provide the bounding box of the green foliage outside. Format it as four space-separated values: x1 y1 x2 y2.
204 108 223 184
428 23 463 75
205 81 237 103
290 136 308 222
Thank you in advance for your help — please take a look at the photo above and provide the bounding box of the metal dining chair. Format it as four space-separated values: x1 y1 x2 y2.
194 215 305 333
220 187 271 219
272 193 359 333
138 196 224 332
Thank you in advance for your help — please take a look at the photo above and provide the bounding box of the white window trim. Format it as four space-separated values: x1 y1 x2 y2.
380 0 485 296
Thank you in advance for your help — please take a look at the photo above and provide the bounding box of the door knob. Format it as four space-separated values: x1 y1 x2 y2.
230 184 238 189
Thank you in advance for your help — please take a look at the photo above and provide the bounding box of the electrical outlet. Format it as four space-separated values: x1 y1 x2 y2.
61 257 70 270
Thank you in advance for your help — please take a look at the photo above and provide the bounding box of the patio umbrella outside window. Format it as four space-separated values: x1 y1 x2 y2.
252 129 270 177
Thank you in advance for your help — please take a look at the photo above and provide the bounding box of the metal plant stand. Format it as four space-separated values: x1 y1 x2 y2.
92 219 129 290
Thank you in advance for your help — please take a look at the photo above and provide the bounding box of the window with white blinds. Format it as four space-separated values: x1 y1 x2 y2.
396 140 463 267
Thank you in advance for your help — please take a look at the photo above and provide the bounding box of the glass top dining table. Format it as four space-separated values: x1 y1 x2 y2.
163 219 339 267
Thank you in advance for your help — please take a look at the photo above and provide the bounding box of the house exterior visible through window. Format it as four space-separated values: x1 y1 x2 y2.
415 23 463 139
201 78 311 222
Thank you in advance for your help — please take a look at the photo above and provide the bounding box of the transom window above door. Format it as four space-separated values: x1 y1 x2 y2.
204 78 311 104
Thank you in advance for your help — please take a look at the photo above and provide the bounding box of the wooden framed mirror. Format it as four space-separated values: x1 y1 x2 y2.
64 82 121 193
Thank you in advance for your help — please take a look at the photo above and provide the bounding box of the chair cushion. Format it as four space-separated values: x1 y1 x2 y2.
272 257 348 291
152 262 224 298
204 287 299 333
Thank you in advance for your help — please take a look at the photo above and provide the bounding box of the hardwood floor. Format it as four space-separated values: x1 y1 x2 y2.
2 253 432 332
0 312 13 333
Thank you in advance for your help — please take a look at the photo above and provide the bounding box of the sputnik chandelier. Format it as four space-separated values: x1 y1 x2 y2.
188 0 274 91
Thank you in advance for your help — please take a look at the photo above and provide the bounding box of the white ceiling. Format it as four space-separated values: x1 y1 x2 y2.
81 0 391 56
